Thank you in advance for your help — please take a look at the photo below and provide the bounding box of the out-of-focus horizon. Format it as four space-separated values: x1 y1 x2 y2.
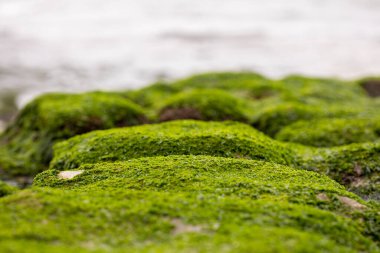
0 0 380 107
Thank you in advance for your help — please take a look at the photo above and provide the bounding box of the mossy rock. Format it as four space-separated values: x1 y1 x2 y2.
159 89 252 122
2 187 377 252
2 154 380 253
251 102 360 137
0 92 147 177
276 118 380 147
0 180 17 197
37 155 368 214
37 155 380 243
280 75 369 103
298 142 380 201
124 81 179 108
49 120 296 171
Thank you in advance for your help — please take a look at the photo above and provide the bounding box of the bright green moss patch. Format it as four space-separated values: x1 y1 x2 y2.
0 187 378 252
0 180 17 197
36 155 368 213
0 92 147 176
276 118 380 147
159 89 252 122
49 120 296 171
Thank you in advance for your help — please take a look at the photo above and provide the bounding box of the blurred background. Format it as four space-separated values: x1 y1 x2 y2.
0 0 379 117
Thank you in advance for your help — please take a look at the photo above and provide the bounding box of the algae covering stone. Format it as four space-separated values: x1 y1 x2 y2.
251 102 362 137
159 89 252 122
0 92 147 177
0 156 377 252
171 72 284 99
1 72 380 252
276 118 380 147
298 142 380 201
49 120 296 171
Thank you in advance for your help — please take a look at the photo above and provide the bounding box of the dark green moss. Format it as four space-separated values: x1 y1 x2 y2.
171 72 285 100
124 81 179 108
280 75 368 101
0 92 147 177
276 118 380 147
159 89 252 122
0 180 17 197
251 102 361 137
297 142 380 201
49 120 296 171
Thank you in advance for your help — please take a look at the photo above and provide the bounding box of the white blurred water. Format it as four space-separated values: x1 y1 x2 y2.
0 0 380 106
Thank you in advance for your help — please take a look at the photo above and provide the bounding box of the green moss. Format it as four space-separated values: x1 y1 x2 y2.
0 180 17 197
36 155 365 212
297 142 380 201
171 72 285 99
124 81 179 108
0 185 377 252
280 75 369 103
251 102 361 137
49 120 296 171
159 89 252 122
0 92 147 176
276 118 380 147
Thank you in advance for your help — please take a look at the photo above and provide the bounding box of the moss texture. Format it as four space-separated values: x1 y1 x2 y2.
2 188 376 252
49 120 296 171
1 71 380 252
0 92 147 176
297 142 380 201
0 156 377 252
276 118 380 147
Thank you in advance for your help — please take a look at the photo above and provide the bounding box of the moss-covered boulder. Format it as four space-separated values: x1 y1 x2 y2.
0 155 377 252
124 81 179 108
251 102 360 137
276 118 380 147
2 187 377 252
0 92 147 177
280 75 369 103
171 72 284 99
297 142 380 200
37 155 369 215
159 89 251 122
50 120 296 171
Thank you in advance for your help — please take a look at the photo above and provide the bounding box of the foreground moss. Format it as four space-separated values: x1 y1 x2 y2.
36 156 368 215
49 120 296 171
1 156 378 252
0 92 147 176
2 187 375 252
